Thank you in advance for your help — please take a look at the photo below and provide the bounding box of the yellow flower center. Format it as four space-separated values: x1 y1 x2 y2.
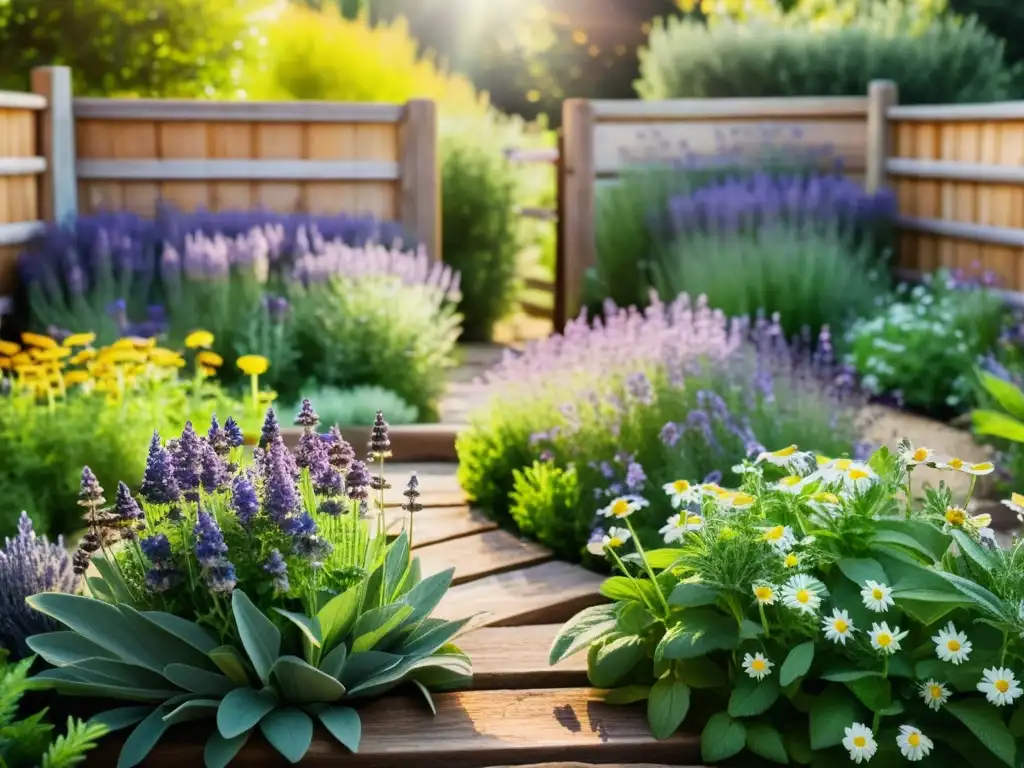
929 685 942 699
877 634 892 647
949 458 964 469
795 589 810 604
784 554 799 568
1013 493 1024 507
686 515 702 526
834 459 852 471
755 587 773 601
996 680 1010 693
611 500 629 517
751 659 766 672
853 736 866 748
834 619 848 633
781 476 802 486
947 640 961 652
912 448 929 462
608 537 623 549
765 526 784 541
673 480 690 493
848 469 870 481
908 733 920 747
774 446 797 457
731 493 756 506
872 588 884 600
945 507 966 526
813 493 840 504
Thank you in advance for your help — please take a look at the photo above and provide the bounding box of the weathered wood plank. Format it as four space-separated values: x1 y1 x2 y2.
416 529 553 586
386 505 498 548
91 689 701 768
435 561 605 626
382 461 465 508
459 624 589 689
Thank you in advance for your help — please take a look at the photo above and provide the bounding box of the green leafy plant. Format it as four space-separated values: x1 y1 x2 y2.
287 385 419 428
973 370 1024 444
551 438 1021 766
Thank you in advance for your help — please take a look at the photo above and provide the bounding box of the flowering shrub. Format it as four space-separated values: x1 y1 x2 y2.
23 404 471 764
456 293 865 562
0 330 266 536
551 438 1024 765
846 270 1007 417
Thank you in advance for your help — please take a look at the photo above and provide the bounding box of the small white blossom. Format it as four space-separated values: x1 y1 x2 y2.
752 583 776 606
659 512 704 543
897 725 933 762
842 723 877 764
932 622 972 665
774 475 805 494
586 526 631 557
822 608 855 645
869 622 908 655
760 525 797 552
860 581 894 613
898 440 934 467
918 680 950 711
978 668 1022 707
742 652 774 681
662 479 701 509
781 574 823 615
1002 492 1024 520
755 445 812 471
598 495 648 520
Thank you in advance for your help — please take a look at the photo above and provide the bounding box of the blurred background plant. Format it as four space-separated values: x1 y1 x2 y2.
283 384 419 427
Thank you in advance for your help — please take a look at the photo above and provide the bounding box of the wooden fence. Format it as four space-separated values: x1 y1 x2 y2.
0 66 440 313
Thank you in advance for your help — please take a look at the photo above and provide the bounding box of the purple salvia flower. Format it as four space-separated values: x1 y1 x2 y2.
402 473 422 514
264 446 301 524
194 511 228 569
263 549 289 592
200 441 231 494
77 466 105 509
260 408 281 448
660 422 681 448
230 472 260 527
223 417 244 449
141 432 180 505
281 511 317 539
325 426 355 472
295 399 319 430
114 481 145 540
207 414 229 457
296 431 329 473
141 533 172 563
346 460 371 501
625 462 647 492
369 410 391 458
172 422 204 502
313 465 344 498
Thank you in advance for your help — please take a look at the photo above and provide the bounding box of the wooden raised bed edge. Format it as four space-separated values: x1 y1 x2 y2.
278 424 460 463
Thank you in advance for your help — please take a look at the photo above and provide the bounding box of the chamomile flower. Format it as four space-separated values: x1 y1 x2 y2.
720 491 756 510
822 608 856 645
752 583 776 605
662 479 700 509
783 552 801 569
978 668 1022 707
807 491 841 516
918 679 950 711
938 457 995 475
742 652 774 681
598 495 648 519
860 581 894 613
782 574 824 614
943 506 991 531
897 725 933 761
932 621 972 665
659 512 704 543
1001 492 1024 520
869 622 908 655
898 440 934 467
586 526 631 557
775 475 805 494
761 525 797 552
756 444 810 470
842 723 877 764
843 466 878 493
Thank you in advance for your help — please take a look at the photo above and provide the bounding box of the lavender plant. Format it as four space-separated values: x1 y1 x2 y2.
23 404 471 766
456 293 866 562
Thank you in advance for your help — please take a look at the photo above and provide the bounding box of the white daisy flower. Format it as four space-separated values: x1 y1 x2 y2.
932 621 972 665
899 440 934 467
807 491 842 516
659 512 704 543
843 466 878 493
978 668 1022 707
598 495 648 519
1001 492 1024 520
869 622 908 655
774 475 805 494
586 526 631 556
860 580 894 613
897 725 933 762
755 444 811 470
822 608 855 645
662 479 700 509
782 574 823 615
842 723 877 764
720 491 756 510
752 583 776 606
761 525 797 552
918 679 950 711
944 506 992 531
742 652 774 681
937 457 994 475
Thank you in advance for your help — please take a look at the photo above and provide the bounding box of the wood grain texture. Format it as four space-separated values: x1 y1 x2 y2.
435 561 605 627
386 504 497 548
278 424 458 463
458 624 589 689
89 689 700 768
416 528 553 585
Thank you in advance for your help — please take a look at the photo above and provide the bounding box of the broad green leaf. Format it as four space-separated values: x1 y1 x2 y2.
978 372 1024 421
780 642 815 686
63 658 170 690
316 589 361 650
383 531 411 600
600 575 652 603
260 707 314 764
347 651 471 698
1008 705 1024 738
872 520 951 562
86 577 116 603
622 548 684 569
88 707 152 734
91 553 135 605
972 409 1024 442
739 619 765 640
163 664 238 697
140 612 219 654
231 590 282 685
936 571 1008 619
271 656 347 704
847 677 891 712
162 699 220 726
314 706 361 752
401 568 456 626
785 726 813 765
411 679 437 714
209 645 255 686
351 603 415 653
216 687 278 739
728 674 780 718
809 685 861 750
272 608 323 649
657 610 739 661
604 685 651 704
394 556 422 601
648 678 690 739
399 616 474 658
319 643 348 679
836 558 888 588
339 651 403 689
26 631 116 667
587 635 646 689
946 699 1016 766
26 669 178 702
701 712 746 763
668 582 721 608
871 530 940 561
116 706 172 768
746 722 789 764
616 601 654 635
676 657 727 689
821 669 883 683
951 529 998 575
548 603 617 664
204 731 250 768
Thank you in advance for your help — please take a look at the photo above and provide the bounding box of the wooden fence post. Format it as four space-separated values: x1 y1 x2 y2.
30 66 77 224
559 99 596 327
399 99 440 260
865 80 898 194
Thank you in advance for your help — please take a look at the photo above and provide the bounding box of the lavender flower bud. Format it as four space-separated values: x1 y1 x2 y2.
77 467 105 509
346 460 371 501
260 408 281 448
207 414 229 457
369 410 391 459
314 465 344 497
194 511 228 568
230 472 259 527
114 482 144 524
205 562 237 594
141 533 172 563
71 550 91 575
263 549 290 592
141 432 181 505
172 422 203 502
401 473 422 514
325 426 355 472
200 441 231 493
265 448 301 523
295 399 320 430
296 431 329 473
223 417 244 449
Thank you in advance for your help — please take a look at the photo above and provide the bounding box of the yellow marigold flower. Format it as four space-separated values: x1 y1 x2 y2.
62 332 96 348
237 354 270 376
0 358 9 370
200 365 218 377
131 336 157 350
0 340 20 356
33 347 71 362
111 338 137 350
198 351 224 368
70 349 97 364
15 364 44 376
63 370 91 386
149 348 184 367
21 332 57 349
185 330 215 349
11 353 32 367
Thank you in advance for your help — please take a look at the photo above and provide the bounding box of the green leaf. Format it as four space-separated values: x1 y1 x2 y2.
319 643 348 679
204 731 250 768
847 677 891 712
780 642 814 687
270 656 347 704
809 685 861 750
140 612 219 655
401 568 456 626
410 679 436 714
383 531 411 600
668 582 721 608
587 635 646 689
821 669 883 683
162 699 220 726
604 685 651 704
548 604 617 665
209 646 255 687
26 669 178 702
676 657 727 689
836 558 888 588
314 706 361 752
1008 705 1024 738
116 707 171 768
746 722 789 764
339 651 403 689
951 529 998 575
395 556 422 601
872 520 952 562
216 687 278 740
728 674 780 717
91 554 135 605
739 619 765 640
936 571 1008 619
946 699 1016 766
87 707 152 734
25 632 116 667
162 664 238 697
231 590 282 685
61 658 170 689
86 577 116 603
316 589 361 650
399 617 474 658
972 409 1024 442
351 603 414 653
272 608 323 650
600 576 650 602
625 548 684 569
260 708 313 764
701 712 746 763
648 678 691 739
616 601 654 635
657 610 739 661
978 372 1024 421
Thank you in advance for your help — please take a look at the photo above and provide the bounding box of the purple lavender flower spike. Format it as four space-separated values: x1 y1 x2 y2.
326 426 355 472
200 441 231 493
141 533 172 563
78 466 105 508
660 422 681 448
223 417 244 449
295 399 320 430
264 445 301 523
194 511 228 568
114 481 145 531
230 472 260 527
625 462 647 492
346 460 371 501
141 432 180 505
369 410 391 458
207 415 229 457
260 408 281 448
263 549 290 592
172 422 204 503
296 430 330 473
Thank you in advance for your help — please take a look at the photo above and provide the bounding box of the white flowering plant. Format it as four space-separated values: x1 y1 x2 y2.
551 439 1024 766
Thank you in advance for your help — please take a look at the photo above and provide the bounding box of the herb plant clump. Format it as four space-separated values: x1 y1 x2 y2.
552 439 1021 766
23 404 472 767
